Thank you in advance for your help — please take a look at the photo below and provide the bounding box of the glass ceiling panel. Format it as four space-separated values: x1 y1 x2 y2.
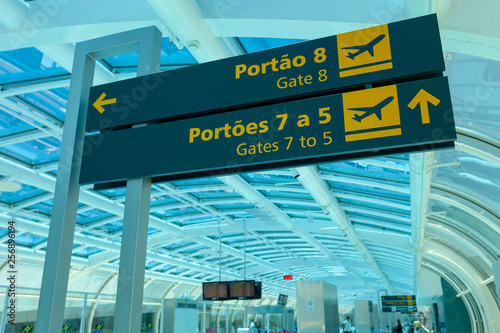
102 38 197 69
242 171 297 184
0 48 69 86
154 206 198 219
0 136 61 165
18 87 68 122
446 52 500 143
97 187 127 200
433 149 500 215
238 38 305 53
169 177 224 188
14 232 47 247
326 180 410 201
76 208 113 225
0 108 35 137
429 199 500 250
150 193 177 207
0 182 46 204
318 160 410 184
73 246 104 258
211 203 254 211
258 189 313 201
25 200 54 216
190 189 242 200
99 219 124 233
338 196 410 215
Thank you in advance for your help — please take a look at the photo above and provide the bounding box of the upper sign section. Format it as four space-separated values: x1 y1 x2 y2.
86 14 444 132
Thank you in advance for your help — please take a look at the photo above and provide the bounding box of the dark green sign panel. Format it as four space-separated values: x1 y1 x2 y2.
80 76 455 185
381 295 417 312
382 306 417 313
381 295 416 301
85 14 444 132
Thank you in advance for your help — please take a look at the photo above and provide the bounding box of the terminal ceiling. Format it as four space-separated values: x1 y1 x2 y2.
0 0 499 313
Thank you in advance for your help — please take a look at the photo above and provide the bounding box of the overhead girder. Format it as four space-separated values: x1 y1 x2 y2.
294 166 399 294
219 174 379 293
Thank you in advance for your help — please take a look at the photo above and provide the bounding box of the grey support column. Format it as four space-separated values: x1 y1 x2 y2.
35 26 162 333
80 293 88 333
112 26 161 333
35 39 96 333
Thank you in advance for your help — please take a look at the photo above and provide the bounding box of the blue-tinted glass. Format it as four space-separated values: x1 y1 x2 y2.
0 109 35 137
146 261 162 270
446 52 500 143
25 200 54 215
177 216 214 226
148 227 160 235
169 177 223 188
73 246 104 258
155 206 197 218
0 183 46 204
0 48 69 85
238 37 305 53
318 160 410 183
242 171 297 184
14 232 47 246
0 136 61 165
97 187 127 199
18 87 68 122
211 203 254 211
338 197 410 215
150 193 177 207
329 181 409 202
191 190 242 199
258 189 313 201
102 38 197 68
76 208 113 225
100 220 123 233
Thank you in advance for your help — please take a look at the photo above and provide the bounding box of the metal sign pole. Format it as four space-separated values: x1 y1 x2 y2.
35 26 162 333
112 27 161 333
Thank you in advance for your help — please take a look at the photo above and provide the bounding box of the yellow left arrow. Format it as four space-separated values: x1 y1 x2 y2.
93 93 116 114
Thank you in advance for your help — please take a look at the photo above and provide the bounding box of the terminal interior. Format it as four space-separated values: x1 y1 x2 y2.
0 0 499 332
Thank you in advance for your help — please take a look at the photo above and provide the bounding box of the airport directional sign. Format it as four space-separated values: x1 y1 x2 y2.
382 306 417 313
381 295 416 302
85 14 444 132
381 295 417 312
79 76 455 185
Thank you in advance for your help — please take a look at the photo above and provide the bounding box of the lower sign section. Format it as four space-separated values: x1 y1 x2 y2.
79 76 455 185
382 306 417 313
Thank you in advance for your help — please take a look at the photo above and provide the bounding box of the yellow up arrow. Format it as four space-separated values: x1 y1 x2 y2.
93 93 116 114
407 89 440 124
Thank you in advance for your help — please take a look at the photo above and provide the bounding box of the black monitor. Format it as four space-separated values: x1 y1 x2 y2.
278 294 288 305
229 280 255 300
202 281 229 301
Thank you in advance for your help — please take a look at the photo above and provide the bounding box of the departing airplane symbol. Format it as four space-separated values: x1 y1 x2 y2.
348 96 394 123
342 34 386 59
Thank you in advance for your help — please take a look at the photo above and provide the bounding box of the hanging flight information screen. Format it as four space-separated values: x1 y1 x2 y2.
202 281 229 301
229 280 256 300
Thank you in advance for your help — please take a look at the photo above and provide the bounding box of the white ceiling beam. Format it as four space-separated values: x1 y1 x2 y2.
0 130 51 148
410 152 433 284
219 174 374 289
146 0 232 62
294 166 397 294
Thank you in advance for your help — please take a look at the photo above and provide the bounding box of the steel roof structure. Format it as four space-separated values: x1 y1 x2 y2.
0 0 499 331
